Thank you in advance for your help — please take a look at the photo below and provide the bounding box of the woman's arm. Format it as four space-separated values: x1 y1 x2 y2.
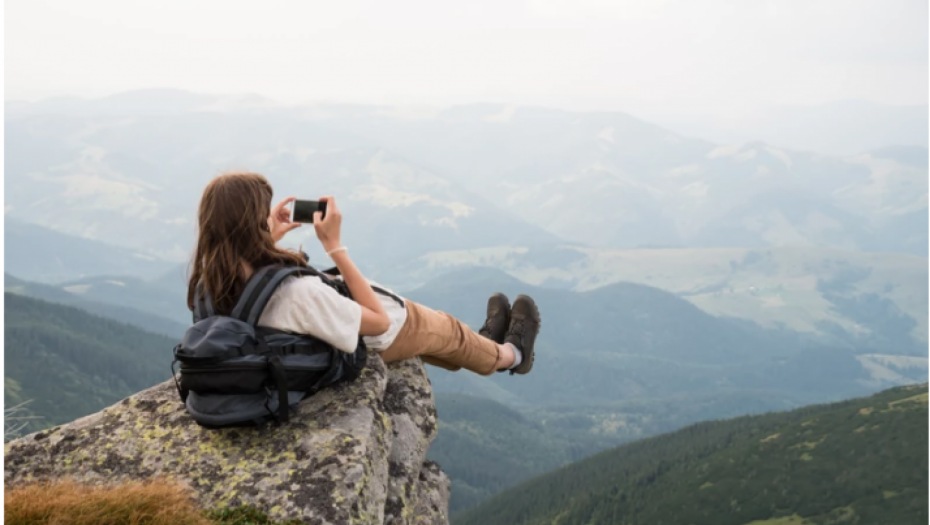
313 196 390 336
330 251 389 336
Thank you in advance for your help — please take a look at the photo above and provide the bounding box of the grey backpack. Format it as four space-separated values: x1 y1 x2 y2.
172 265 368 428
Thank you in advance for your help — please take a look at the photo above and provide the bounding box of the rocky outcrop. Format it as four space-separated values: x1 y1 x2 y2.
5 357 449 525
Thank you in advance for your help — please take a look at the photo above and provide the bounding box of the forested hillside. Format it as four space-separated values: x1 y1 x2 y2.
428 394 622 512
458 383 929 525
430 389 856 514
4 293 174 434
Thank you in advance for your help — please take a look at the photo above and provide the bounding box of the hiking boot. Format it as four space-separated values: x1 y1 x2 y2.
478 293 511 344
504 294 540 375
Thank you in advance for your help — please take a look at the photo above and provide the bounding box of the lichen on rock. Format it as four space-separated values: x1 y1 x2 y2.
5 356 450 525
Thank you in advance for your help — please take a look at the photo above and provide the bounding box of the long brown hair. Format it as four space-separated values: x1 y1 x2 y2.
187 172 306 315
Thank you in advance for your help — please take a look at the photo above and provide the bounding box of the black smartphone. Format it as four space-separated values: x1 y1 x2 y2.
290 199 327 223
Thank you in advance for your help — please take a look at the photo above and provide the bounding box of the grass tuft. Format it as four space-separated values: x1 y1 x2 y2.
5 478 212 525
5 479 303 525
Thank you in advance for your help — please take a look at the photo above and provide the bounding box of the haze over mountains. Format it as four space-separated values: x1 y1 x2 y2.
4 89 927 515
5 88 925 395
6 90 927 266
5 218 174 283
646 99 929 157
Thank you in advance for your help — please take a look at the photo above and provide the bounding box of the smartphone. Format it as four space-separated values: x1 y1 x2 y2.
290 199 327 223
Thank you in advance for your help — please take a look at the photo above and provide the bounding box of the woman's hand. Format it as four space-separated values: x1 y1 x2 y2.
268 196 301 243
314 195 342 252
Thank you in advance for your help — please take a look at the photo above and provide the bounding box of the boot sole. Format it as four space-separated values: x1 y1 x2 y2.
510 295 540 375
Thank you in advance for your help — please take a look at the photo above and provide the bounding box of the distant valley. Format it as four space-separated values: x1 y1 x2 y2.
403 244 928 355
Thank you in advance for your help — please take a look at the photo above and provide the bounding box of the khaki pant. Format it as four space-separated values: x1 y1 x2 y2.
379 300 501 376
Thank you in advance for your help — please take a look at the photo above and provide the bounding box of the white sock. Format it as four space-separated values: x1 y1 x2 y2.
507 343 523 369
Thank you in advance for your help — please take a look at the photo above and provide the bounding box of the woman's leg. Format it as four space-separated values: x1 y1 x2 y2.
379 300 515 375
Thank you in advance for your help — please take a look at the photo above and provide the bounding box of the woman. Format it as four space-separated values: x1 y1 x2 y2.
187 172 540 376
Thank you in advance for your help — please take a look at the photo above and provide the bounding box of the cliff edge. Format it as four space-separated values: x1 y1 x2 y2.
5 357 450 525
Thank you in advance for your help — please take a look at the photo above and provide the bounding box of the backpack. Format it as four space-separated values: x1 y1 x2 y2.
171 264 370 428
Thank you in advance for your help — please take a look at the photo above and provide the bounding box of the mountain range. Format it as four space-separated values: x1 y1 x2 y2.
5 91 927 271
402 245 928 354
647 100 929 157
5 98 557 269
326 104 927 255
405 267 925 410
6 90 925 357
9 93 926 156
5 218 175 283
4 89 927 516
4 273 186 338
8 215 926 358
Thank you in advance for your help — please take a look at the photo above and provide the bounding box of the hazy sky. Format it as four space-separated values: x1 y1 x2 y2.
6 0 928 113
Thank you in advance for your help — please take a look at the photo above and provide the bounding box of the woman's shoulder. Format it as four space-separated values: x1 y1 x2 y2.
268 274 356 311
278 274 329 294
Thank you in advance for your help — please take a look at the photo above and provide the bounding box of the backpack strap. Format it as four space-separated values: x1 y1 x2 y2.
320 266 404 308
231 265 325 326
192 284 215 323
254 335 291 423
229 266 277 321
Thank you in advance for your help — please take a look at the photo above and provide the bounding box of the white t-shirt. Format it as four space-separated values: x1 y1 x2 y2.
257 275 407 353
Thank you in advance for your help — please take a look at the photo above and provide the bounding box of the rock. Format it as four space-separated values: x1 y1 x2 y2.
381 358 442 525
4 356 450 525
410 461 452 525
